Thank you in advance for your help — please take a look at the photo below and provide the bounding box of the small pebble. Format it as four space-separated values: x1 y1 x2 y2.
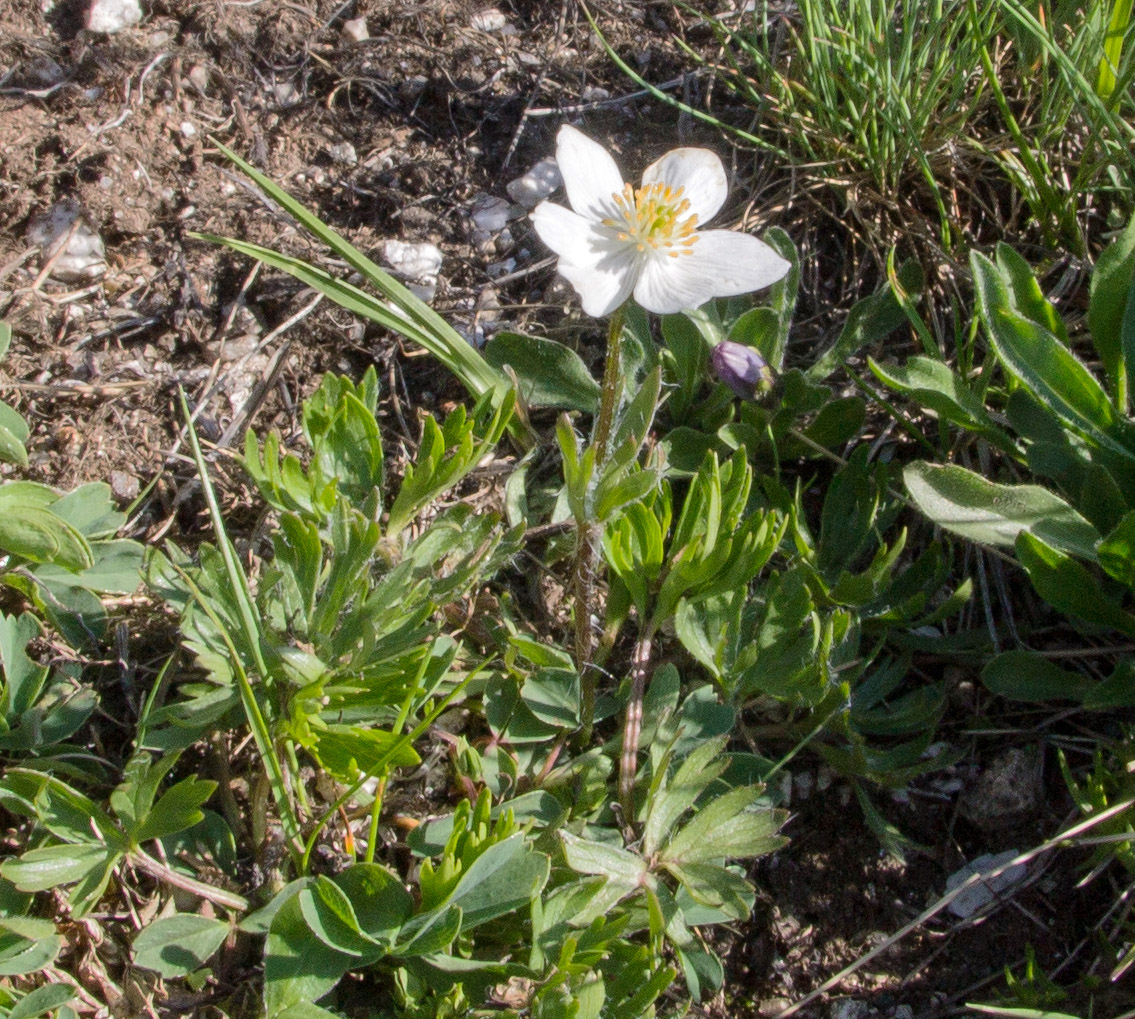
465 194 510 234
946 850 1027 918
470 8 508 32
506 157 562 208
274 81 300 107
187 64 209 94
327 141 358 166
110 470 140 502
86 0 142 33
26 200 107 282
341 16 368 42
380 239 443 281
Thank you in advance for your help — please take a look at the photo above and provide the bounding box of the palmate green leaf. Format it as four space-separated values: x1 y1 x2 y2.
485 331 600 413
304 370 385 508
303 724 420 783
661 787 787 866
132 914 230 978
1015 531 1135 637
134 773 217 843
666 861 754 921
560 832 647 885
904 462 1101 561
110 753 179 836
386 388 514 535
642 736 730 858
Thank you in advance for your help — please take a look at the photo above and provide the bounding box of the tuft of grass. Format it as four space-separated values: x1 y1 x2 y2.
671 0 1000 249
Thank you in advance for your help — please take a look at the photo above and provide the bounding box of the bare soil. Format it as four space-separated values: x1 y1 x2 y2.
0 2 1128 1017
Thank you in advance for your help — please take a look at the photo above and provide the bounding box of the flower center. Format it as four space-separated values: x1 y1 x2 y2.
603 182 700 257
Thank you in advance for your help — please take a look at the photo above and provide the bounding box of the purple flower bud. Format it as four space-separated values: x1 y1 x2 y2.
712 341 773 400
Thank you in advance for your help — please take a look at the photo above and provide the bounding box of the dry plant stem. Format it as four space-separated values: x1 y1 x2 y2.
618 630 653 826
132 848 249 911
576 303 626 742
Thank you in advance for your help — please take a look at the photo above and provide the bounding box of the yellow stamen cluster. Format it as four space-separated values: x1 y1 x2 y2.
603 182 700 257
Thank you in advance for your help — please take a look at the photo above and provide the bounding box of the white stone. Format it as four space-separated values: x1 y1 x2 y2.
380 239 443 281
274 81 300 107
86 0 141 33
506 157 562 208
327 141 358 166
187 64 209 93
179 120 196 138
342 16 368 42
946 850 1027 918
471 8 508 31
26 200 107 282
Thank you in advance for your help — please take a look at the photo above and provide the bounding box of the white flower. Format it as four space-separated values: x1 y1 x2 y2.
530 125 790 318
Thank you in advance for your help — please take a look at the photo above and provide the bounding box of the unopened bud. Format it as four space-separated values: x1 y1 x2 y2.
712 341 773 400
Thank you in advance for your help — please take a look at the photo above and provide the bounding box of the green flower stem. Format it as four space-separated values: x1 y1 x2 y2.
576 303 627 742
284 738 312 817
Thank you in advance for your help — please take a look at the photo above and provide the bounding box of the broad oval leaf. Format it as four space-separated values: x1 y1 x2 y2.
485 332 600 413
904 462 1100 561
132 913 230 978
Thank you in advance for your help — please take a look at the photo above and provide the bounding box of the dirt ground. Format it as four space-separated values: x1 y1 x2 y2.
0 1 1129 1016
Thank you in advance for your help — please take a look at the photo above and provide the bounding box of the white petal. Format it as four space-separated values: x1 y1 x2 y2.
556 125 625 221
641 148 728 225
531 202 603 265
633 230 789 315
559 249 639 318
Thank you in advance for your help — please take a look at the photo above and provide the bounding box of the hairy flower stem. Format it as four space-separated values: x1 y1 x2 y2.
576 304 626 743
618 631 653 827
